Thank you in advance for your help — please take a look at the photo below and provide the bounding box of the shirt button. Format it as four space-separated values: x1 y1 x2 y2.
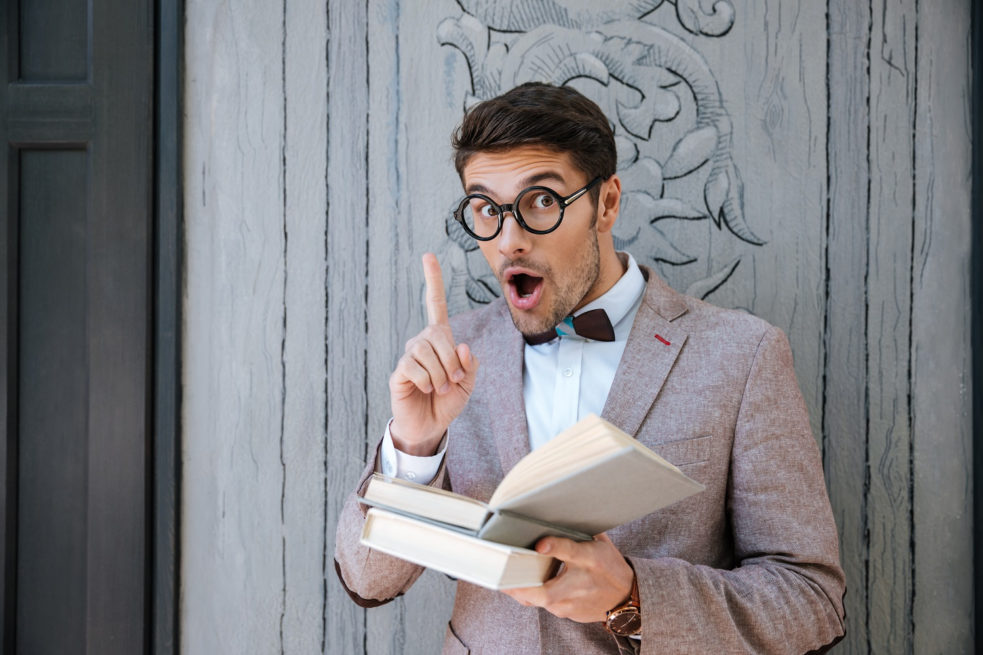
406 471 417 481
562 368 573 377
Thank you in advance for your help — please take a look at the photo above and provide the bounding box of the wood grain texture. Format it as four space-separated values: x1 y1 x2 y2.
713 0 829 440
182 1 286 652
283 0 329 651
911 2 974 652
824 2 871 652
364 3 461 654
364 3 410 652
866 1 916 651
325 1 371 654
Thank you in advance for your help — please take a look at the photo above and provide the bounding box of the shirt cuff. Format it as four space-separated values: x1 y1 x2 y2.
378 418 447 483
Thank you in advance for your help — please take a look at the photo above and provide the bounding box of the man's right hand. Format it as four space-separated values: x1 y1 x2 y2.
388 253 479 456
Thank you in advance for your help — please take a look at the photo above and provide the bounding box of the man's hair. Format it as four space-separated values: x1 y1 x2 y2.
451 82 617 193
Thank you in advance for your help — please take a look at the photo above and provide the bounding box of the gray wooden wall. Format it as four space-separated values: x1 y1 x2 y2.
181 1 974 653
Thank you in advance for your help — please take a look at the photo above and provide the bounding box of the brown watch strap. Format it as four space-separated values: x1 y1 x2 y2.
604 567 641 636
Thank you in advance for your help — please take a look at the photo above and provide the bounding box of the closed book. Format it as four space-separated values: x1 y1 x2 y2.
360 508 559 590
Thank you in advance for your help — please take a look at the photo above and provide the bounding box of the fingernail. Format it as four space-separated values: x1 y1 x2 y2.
439 383 450 394
452 369 464 382
538 541 551 554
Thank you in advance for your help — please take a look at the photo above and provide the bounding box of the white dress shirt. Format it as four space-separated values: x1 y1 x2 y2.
380 253 646 481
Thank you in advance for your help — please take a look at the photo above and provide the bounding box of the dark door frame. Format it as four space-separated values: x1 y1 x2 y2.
3 0 178 651
972 0 982 647
153 0 182 652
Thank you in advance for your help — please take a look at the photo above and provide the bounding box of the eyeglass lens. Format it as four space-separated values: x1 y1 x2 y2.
460 188 562 239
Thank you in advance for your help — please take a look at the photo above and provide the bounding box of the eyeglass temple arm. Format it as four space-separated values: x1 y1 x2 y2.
562 177 602 207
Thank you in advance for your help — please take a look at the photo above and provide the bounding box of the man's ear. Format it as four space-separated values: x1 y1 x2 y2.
595 175 622 233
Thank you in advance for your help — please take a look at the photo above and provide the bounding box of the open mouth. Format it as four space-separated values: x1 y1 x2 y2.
511 273 541 298
505 270 545 311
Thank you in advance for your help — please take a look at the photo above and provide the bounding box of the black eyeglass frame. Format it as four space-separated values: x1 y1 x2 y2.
453 176 603 241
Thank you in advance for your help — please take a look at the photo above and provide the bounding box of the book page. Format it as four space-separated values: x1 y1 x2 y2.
490 414 682 506
487 415 703 534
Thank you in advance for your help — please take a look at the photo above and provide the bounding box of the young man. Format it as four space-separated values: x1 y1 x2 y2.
335 83 846 654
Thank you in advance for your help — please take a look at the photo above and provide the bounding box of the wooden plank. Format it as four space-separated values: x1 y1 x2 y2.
180 0 286 651
363 2 466 654
911 3 974 652
324 0 370 653
364 1 413 652
824 1 871 652
694 0 829 440
866 1 916 650
282 0 328 650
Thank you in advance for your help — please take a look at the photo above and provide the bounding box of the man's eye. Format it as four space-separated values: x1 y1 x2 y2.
479 204 499 218
531 193 555 209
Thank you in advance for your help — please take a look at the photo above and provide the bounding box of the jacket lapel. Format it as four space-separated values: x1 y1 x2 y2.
483 302 531 476
483 267 689 469
602 270 689 437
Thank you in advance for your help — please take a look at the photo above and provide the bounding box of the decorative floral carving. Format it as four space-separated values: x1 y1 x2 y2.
455 0 734 35
439 1 758 306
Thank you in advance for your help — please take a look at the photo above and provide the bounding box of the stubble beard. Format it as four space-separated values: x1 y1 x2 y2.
503 228 601 338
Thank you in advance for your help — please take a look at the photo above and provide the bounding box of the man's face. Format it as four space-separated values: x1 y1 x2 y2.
461 146 604 337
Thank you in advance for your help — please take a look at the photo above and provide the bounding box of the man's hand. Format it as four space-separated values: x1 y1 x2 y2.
389 253 479 456
502 534 635 623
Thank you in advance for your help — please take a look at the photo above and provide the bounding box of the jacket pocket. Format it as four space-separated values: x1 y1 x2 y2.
653 434 712 467
442 621 470 655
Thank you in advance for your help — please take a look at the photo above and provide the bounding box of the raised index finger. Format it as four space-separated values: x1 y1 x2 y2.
422 253 449 326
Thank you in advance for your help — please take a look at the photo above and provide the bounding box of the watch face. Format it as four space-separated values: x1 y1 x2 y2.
608 608 642 636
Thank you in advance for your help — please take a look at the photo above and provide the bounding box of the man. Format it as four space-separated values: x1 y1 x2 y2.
335 83 846 654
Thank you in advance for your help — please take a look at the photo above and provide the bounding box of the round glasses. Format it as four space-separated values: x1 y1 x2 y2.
453 176 602 241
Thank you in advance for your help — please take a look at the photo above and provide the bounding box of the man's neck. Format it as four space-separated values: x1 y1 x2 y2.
573 249 629 312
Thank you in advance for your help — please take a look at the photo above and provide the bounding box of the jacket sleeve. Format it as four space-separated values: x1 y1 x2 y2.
633 326 846 654
333 438 449 607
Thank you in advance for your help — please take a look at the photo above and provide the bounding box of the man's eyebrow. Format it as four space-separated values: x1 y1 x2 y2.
465 170 568 196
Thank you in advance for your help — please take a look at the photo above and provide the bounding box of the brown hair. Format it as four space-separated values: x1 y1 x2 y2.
451 82 617 195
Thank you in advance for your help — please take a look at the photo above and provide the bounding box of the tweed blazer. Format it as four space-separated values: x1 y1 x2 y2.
335 268 846 654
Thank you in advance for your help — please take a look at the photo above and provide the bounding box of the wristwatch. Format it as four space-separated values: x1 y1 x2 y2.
604 568 641 636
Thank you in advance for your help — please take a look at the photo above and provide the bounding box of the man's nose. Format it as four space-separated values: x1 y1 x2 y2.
496 211 530 257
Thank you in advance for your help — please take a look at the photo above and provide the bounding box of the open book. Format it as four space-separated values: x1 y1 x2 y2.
359 414 704 589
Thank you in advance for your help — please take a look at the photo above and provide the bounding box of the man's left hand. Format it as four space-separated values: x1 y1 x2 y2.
502 533 635 623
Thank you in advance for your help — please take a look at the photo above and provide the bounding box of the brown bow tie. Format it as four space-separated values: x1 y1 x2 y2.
524 308 615 345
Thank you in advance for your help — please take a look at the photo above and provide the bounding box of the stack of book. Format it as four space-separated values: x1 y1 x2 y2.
359 414 704 590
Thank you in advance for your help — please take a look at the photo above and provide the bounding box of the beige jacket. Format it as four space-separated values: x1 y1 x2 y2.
335 268 846 654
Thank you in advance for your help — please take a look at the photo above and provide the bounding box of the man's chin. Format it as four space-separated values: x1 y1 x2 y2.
506 306 558 340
